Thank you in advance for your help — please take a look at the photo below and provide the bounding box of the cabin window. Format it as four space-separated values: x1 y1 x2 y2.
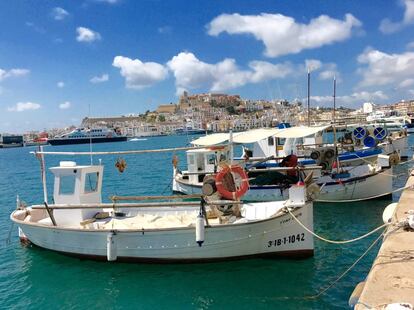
207 154 216 165
84 172 99 193
188 155 195 165
59 175 76 195
268 137 274 146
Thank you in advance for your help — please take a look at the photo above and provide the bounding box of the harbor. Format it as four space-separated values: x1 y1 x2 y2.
2 1 414 309
0 130 412 308
351 174 414 309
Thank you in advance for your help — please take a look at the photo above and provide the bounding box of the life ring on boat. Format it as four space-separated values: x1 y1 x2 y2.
215 165 249 200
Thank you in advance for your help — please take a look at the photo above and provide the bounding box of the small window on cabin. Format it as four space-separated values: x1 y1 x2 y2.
268 137 274 146
188 155 195 165
84 172 99 193
59 175 76 195
207 154 216 165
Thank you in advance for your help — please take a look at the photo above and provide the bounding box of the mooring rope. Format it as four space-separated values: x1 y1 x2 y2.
286 206 391 244
305 231 386 299
316 184 412 203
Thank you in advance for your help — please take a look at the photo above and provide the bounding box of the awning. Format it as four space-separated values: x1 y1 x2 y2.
191 125 330 146
274 125 330 138
191 133 231 146
233 128 281 144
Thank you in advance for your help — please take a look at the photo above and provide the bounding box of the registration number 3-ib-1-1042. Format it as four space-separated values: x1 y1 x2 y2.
267 233 305 247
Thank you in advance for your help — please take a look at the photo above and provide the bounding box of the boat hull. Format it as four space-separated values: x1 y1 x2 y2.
173 169 393 202
48 136 127 145
12 204 314 262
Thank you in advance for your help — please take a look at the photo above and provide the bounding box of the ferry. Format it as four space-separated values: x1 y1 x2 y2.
48 128 127 145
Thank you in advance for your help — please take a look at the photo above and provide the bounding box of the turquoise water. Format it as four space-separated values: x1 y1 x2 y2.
0 135 412 309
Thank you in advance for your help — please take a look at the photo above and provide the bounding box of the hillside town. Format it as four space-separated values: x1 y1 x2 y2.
2 91 414 146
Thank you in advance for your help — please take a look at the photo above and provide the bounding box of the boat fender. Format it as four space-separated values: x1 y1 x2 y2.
196 213 205 247
408 210 414 230
107 232 117 261
382 203 398 224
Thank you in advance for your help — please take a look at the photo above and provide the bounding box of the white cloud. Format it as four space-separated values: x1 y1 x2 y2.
94 0 119 3
76 27 101 42
207 13 361 57
357 48 414 87
57 81 65 88
167 52 294 94
90 74 109 83
59 101 71 109
305 59 323 71
304 59 340 81
158 26 172 34
112 56 168 89
51 7 69 21
310 91 388 106
0 68 30 82
7 102 41 112
379 0 414 34
399 78 414 88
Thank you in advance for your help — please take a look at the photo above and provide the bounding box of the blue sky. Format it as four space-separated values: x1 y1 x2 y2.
1 0 414 132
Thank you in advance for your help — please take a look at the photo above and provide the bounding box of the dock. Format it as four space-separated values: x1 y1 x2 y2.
352 173 414 309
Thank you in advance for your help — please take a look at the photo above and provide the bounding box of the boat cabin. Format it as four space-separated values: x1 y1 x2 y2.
251 127 324 158
49 161 103 225
186 147 230 184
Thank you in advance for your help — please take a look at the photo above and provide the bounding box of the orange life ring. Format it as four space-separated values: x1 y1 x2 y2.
215 165 249 200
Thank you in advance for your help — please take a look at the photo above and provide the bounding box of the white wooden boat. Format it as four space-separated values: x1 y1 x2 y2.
172 142 395 202
11 157 314 262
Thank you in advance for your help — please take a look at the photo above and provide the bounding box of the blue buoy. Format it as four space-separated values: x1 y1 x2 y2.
353 127 367 140
373 127 388 141
363 135 378 148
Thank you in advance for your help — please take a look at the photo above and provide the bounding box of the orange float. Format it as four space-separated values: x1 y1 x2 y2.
215 165 249 200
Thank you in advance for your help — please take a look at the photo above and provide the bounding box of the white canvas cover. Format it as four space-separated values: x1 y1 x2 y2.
233 128 281 144
191 133 232 146
274 125 330 138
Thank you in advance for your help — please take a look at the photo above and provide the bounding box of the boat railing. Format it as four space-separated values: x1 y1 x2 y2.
182 165 322 175
29 199 243 210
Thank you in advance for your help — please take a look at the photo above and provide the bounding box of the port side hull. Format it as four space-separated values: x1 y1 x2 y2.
12 204 314 262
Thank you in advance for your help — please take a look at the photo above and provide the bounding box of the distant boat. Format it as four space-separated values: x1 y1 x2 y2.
129 138 148 142
48 128 127 146
175 126 206 135
25 137 48 147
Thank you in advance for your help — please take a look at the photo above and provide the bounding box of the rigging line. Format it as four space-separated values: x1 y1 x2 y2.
286 206 390 244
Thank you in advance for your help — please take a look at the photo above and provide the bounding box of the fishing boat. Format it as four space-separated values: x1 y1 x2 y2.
48 128 127 145
173 146 394 202
172 127 396 202
10 148 314 262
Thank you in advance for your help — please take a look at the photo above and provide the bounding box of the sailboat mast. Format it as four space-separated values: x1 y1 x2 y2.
333 76 340 173
307 69 310 127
